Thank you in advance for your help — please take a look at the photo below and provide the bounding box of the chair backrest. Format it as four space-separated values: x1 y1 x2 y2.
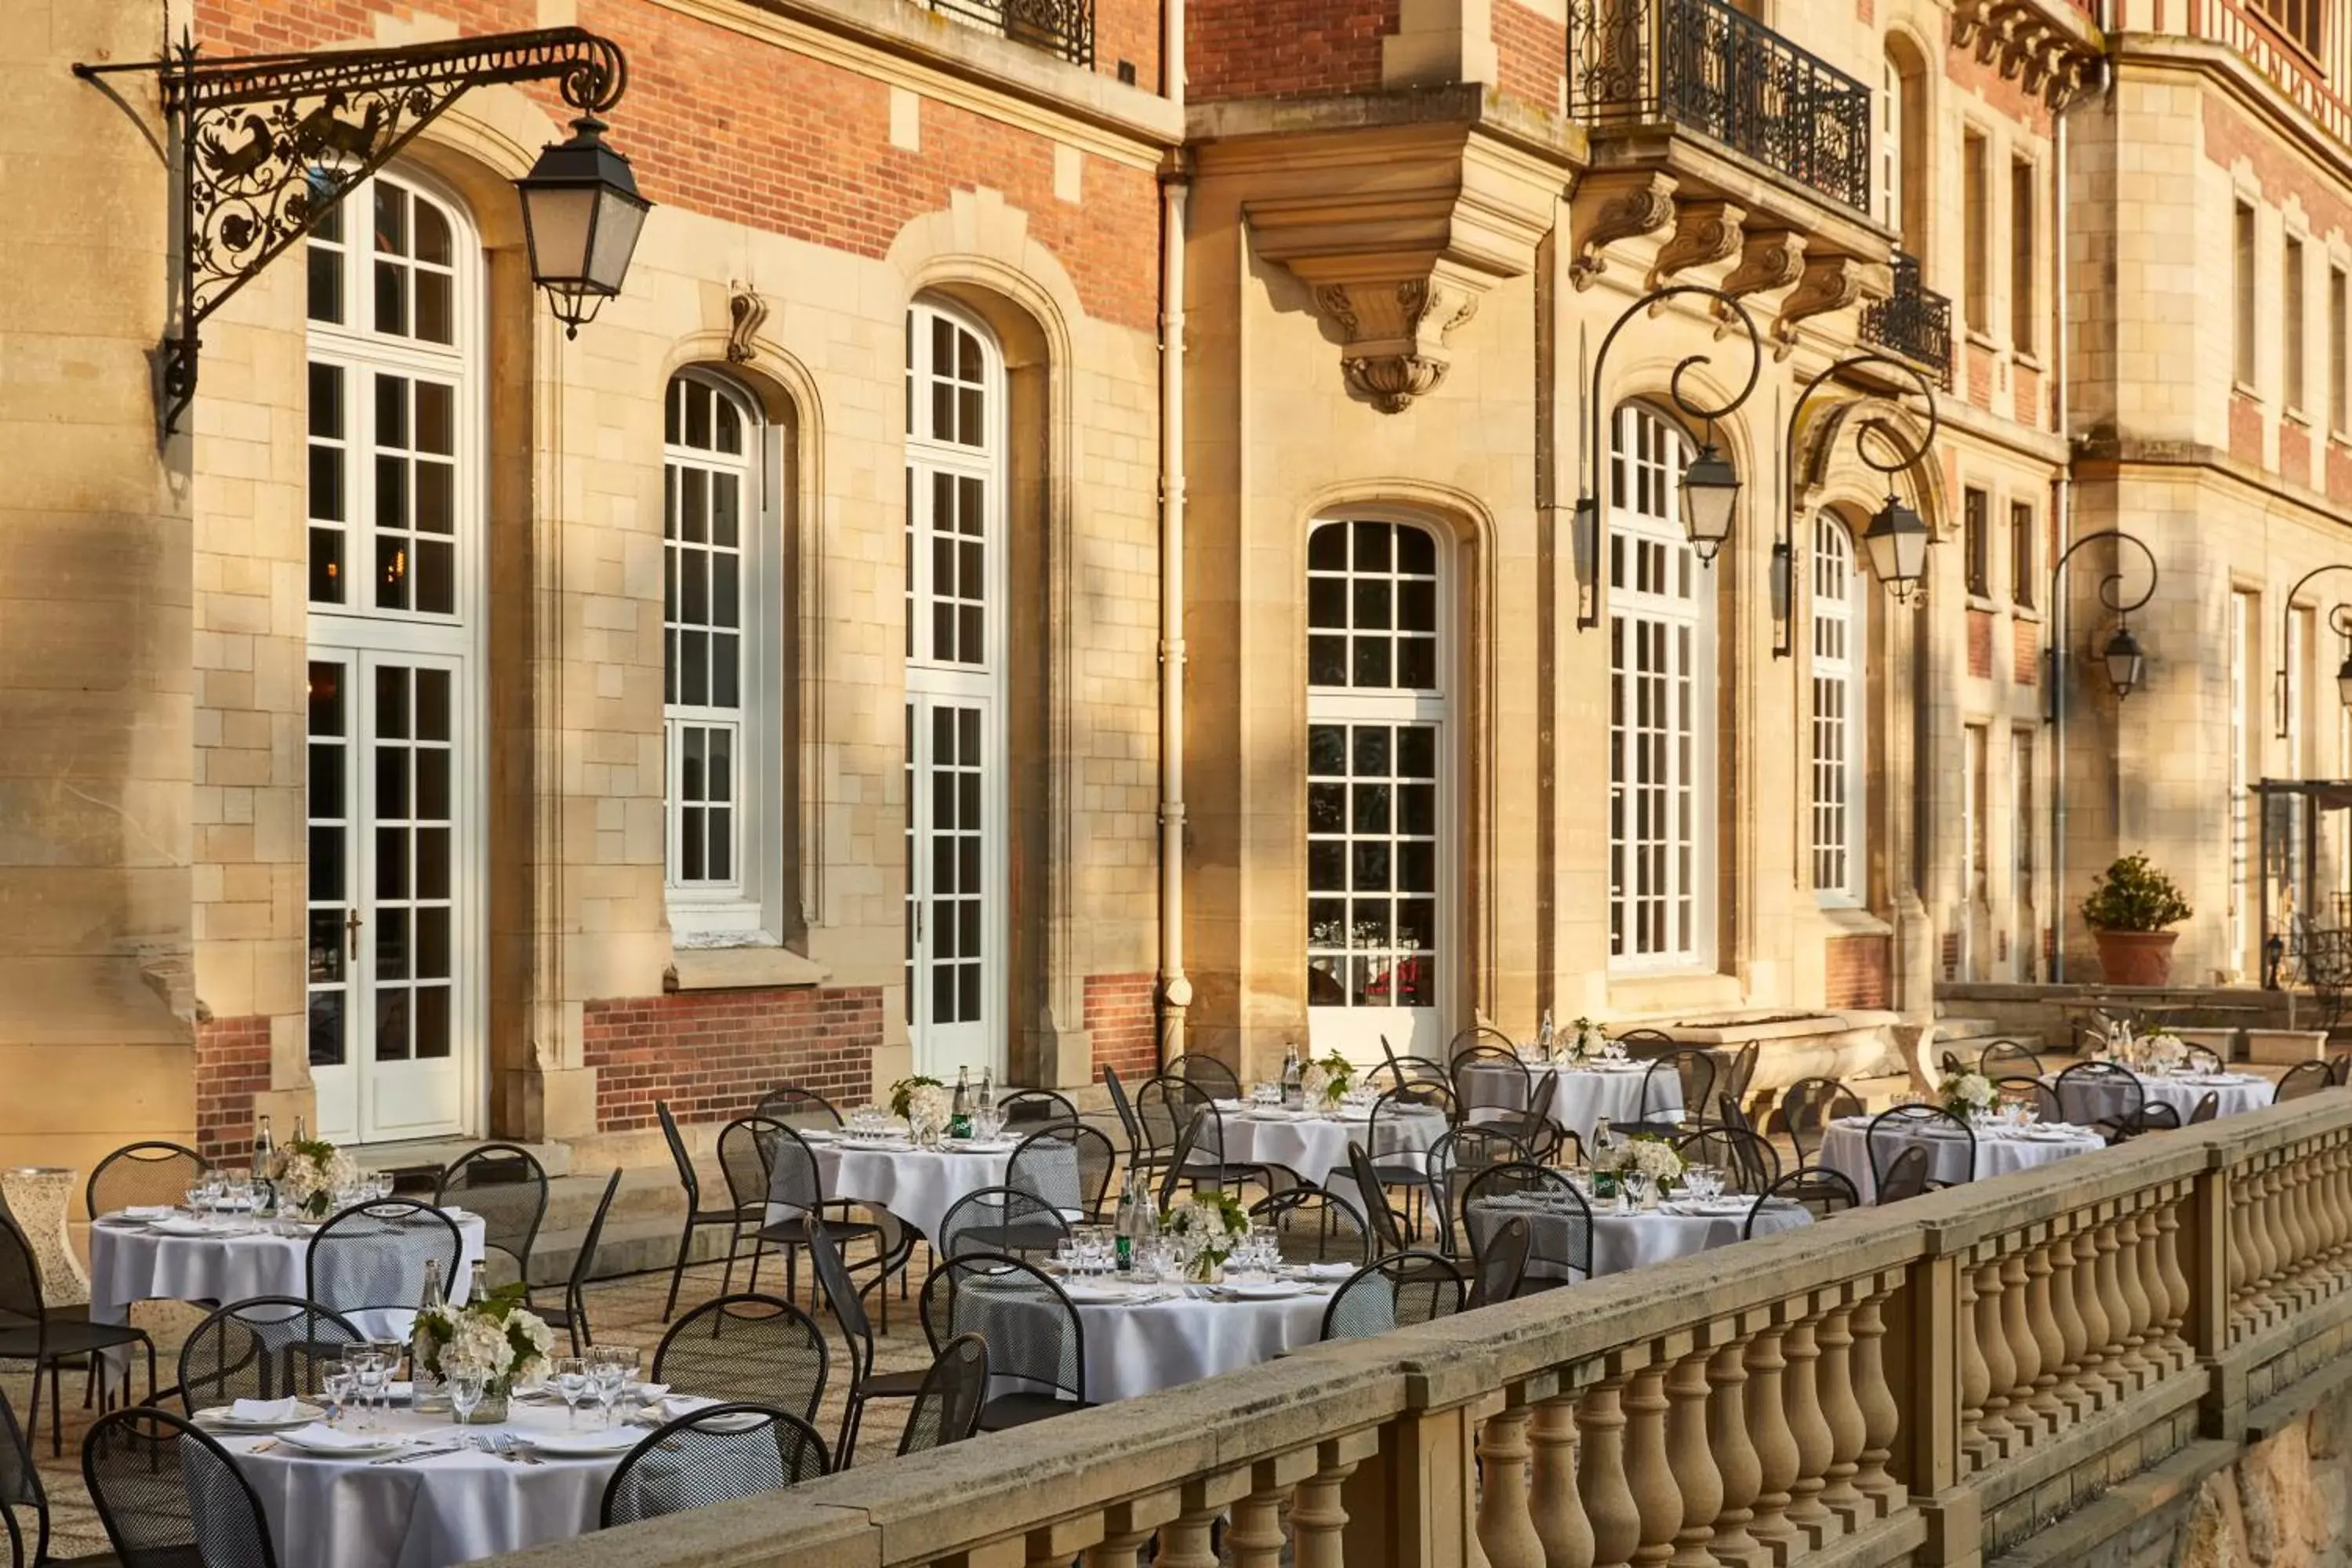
1426 1126 1532 1243
718 1116 786 1212
898 1333 991 1457
1248 1188 1371 1267
922 1253 1086 1406
1007 1123 1115 1219
2053 1061 2148 1138
997 1088 1082 1131
177 1297 366 1413
800 1216 874 1382
1167 1054 1242 1102
0 1215 48 1338
1780 1077 1864 1162
657 1101 699 1207
1865 1105 1974 1190
1976 1040 2045 1077
2276 1060 2334 1102
0 1385 45 1568
1102 1067 1145 1153
1724 1040 1761 1113
754 1086 844 1131
1460 1166 1591 1280
1445 1025 1519 1064
86 1142 210 1221
1367 1081 1456 1160
1612 1029 1679 1060
303 1200 463 1319
2188 1091 2223 1125
2191 1042 2230 1075
562 1169 626 1356
938 1186 1073 1262
1875 1145 1933 1204
1746 1167 1860 1236
652 1294 829 1423
1342 1142 1409 1255
1652 1048 1716 1123
1135 1075 1208 1161
600 1403 830 1526
1467 1215 1532 1308
1675 1126 1781 1194
1449 1045 1528 1113
1319 1250 1466 1341
434 1143 548 1293
82 1406 279 1568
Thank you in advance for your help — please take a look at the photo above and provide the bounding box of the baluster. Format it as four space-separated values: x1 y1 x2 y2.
1813 1299 1866 1523
2094 1217 2136 1395
1228 1486 1289 1568
1481 1403 1548 1568
1667 1349 1723 1568
2046 1221 2089 1416
2021 1240 2066 1426
2074 1225 2116 1404
1745 1324 1800 1563
2246 1164 2281 1317
1780 1315 1834 1543
2112 1212 2154 1386
1708 1335 1765 1564
1624 1364 1681 1568
2156 1192 2191 1357
2327 1140 2352 1269
1998 1250 2043 1443
2317 1141 2350 1273
1849 1286 1900 1514
1973 1257 2017 1453
1293 1450 1358 1568
1086 1528 1153 1568
2225 1173 2252 1330
1581 1374 1642 1568
2130 1205 2172 1375
1532 1392 1597 1568
2277 1156 2312 1301
1159 1504 1225 1568
1958 1264 1991 1467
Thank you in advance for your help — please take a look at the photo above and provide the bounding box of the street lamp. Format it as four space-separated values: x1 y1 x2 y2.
516 114 652 338
1773 350 1942 655
1573 283 1765 629
2270 564 2352 738
2102 624 2146 699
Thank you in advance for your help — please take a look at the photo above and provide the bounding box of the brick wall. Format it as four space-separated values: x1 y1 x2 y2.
2013 616 2039 686
582 985 884 1131
1084 971 1158 1083
2013 363 2042 430
1185 0 1397 101
2281 419 2313 488
1492 0 1563 113
1967 606 1994 679
194 1014 273 1162
2231 392 2266 466
2330 438 2352 505
1824 935 1891 1011
194 0 1164 331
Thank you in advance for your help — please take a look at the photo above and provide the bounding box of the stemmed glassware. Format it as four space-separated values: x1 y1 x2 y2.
1621 1170 1652 1212
590 1346 637 1427
449 1371 487 1431
553 1356 591 1428
350 1347 388 1431
321 1360 354 1427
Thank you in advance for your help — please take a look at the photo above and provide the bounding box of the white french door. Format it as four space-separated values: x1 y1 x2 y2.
307 648 472 1142
904 691 998 1078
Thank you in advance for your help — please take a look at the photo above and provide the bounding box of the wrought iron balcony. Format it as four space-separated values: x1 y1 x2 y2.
1566 0 1873 214
1860 252 1954 387
930 0 1094 65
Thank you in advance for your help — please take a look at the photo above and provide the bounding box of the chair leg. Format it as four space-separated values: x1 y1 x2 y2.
745 1232 764 1298
662 1222 695 1322
720 1221 742 1298
24 1361 42 1462
839 1391 864 1468
47 1361 63 1457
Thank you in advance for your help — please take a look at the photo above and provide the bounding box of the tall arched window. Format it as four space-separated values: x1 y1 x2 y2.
1879 55 1904 241
1306 517 1446 1059
303 169 479 1144
1608 406 1715 970
1810 514 1866 905
663 371 779 939
904 299 1006 1077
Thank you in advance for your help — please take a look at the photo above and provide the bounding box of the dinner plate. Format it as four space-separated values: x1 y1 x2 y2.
271 1426 407 1457
1062 1283 1134 1305
1222 1282 1307 1300
196 1402 328 1432
528 1427 644 1457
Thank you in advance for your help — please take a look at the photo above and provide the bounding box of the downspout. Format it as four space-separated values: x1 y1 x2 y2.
1156 176 1191 1067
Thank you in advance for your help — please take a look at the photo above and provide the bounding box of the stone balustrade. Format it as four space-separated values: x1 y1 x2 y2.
484 1095 2352 1568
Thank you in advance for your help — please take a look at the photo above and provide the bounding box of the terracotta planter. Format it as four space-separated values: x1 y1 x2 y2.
2091 929 2179 987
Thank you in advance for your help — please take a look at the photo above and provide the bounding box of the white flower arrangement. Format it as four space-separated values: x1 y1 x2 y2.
905 1082 953 1136
1570 1018 1604 1062
2143 1032 2188 1073
416 1283 554 1388
1628 1138 1683 1184
1300 1064 1330 1106
1942 1071 1997 1116
267 1138 359 1218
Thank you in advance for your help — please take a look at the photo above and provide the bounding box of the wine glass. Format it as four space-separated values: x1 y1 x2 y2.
553 1356 590 1428
350 1348 387 1432
590 1347 633 1428
449 1371 487 1432
1621 1170 1652 1211
320 1360 354 1427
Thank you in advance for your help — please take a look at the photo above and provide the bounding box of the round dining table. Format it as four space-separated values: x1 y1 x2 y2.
2049 1069 2272 1127
782 1132 1018 1243
217 1399 632 1568
1054 1273 1338 1401
1817 1116 2105 1203
1468 1193 1813 1282
1456 1061 1681 1147
1211 1103 1446 1189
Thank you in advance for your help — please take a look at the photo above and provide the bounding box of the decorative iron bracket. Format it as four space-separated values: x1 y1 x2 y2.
75 27 629 435
2273 563 2352 739
2042 528 2158 725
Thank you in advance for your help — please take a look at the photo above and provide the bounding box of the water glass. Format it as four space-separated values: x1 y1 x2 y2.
351 1348 387 1431
553 1356 591 1428
320 1360 354 1426
449 1372 486 1429
1621 1171 1652 1211
590 1346 635 1426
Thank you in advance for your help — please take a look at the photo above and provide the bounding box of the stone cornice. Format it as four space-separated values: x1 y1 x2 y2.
2073 433 2352 532
2114 31 2352 196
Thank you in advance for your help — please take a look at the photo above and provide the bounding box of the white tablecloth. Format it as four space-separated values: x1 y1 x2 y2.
1470 1196 1812 1281
1063 1279 1331 1401
1818 1120 2105 1203
1457 1063 1680 1147
780 1138 1014 1243
223 1399 622 1568
1214 1105 1443 1189
2051 1071 2272 1127
89 1212 488 1344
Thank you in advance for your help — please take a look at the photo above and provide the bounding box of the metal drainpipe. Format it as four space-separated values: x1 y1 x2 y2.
1156 168 1192 1067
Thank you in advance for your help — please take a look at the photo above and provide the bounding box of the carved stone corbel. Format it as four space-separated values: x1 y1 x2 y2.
1645 199 1746 296
1570 170 1677 291
726 285 768 365
1772 253 1874 358
1712 227 1807 337
1952 0 2104 111
1310 271 1483 412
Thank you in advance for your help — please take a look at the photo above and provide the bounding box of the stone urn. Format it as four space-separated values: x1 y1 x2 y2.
2092 929 2179 987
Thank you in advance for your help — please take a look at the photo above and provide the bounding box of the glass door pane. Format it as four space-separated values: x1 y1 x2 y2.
905 691 995 1079
1306 719 1442 1062
307 655 360 1143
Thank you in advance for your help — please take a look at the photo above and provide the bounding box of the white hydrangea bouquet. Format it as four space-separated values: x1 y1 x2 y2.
414 1282 555 1424
1592 1134 1682 1205
1162 1189 1250 1283
1569 1017 1605 1063
1941 1070 1997 1120
1300 1050 1353 1109
267 1137 359 1220
2143 1031 2188 1073
905 1082 954 1145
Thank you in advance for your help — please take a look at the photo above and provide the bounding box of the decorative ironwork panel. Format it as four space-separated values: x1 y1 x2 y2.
1860 252 1954 387
926 0 1096 66
1566 0 1872 215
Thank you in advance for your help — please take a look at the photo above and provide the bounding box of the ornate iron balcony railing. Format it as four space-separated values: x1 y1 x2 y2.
1860 252 1955 387
929 0 1094 65
1566 0 1873 213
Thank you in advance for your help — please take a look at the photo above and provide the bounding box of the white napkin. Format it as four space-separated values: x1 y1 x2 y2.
150 1217 220 1236
281 1423 389 1451
230 1398 297 1424
120 1205 177 1221
658 1394 717 1422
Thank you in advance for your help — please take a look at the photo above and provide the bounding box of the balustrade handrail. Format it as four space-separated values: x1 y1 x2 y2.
928 0 1094 66
1566 0 1874 212
490 1090 2352 1568
1860 252 1955 388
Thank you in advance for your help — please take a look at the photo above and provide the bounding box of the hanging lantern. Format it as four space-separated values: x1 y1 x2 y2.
515 114 652 338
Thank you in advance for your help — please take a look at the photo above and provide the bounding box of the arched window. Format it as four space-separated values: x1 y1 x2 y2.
663 371 779 938
1306 517 1446 1059
904 299 1006 1077
303 169 479 1144
1884 42 1929 256
1810 514 1866 905
1880 54 1904 241
1608 405 1715 970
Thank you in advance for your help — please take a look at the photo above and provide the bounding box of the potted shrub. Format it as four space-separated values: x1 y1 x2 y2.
2082 852 2194 986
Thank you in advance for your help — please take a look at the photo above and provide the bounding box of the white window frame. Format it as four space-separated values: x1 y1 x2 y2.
1810 514 1866 907
1607 405 1718 974
662 370 786 944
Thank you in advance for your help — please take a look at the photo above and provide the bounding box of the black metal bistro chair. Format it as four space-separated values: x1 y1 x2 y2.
541 1167 626 1357
1319 1251 1465 1341
600 1403 830 1526
919 1252 1094 1431
652 1293 829 1425
303 1200 463 1326
82 1406 277 1568
434 1142 549 1298
0 1213 154 1456
175 1297 365 1414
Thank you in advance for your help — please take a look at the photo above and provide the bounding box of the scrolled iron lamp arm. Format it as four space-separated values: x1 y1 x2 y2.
2271 563 2352 739
1773 350 1942 659
1575 282 1765 631
2042 528 2159 726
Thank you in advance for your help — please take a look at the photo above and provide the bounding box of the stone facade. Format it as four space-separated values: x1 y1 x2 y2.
13 0 2352 1171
